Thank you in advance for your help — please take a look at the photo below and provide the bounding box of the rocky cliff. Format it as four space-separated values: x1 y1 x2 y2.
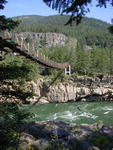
17 32 77 48
26 76 113 104
1 75 113 104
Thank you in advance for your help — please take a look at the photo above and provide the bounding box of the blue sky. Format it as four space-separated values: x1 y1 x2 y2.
1 0 113 23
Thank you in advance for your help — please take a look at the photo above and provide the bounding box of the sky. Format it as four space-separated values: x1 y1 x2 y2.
1 0 113 24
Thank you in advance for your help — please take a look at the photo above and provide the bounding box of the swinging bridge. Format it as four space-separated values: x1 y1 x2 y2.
0 30 71 74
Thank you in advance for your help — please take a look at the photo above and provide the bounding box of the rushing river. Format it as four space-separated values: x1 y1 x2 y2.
24 102 113 125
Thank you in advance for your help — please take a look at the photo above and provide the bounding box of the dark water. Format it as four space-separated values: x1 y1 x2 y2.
24 102 113 125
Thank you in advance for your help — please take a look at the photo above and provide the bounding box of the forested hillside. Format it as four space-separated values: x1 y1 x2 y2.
14 15 113 48
10 15 113 75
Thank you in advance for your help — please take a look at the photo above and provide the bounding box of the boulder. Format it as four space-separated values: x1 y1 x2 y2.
38 97 49 104
51 128 70 138
18 133 35 150
32 139 49 150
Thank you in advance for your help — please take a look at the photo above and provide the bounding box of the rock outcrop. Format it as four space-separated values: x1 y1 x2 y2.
1 76 113 104
17 32 77 48
18 120 113 150
25 76 113 104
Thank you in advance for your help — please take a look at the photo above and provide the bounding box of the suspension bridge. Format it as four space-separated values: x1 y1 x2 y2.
0 30 71 74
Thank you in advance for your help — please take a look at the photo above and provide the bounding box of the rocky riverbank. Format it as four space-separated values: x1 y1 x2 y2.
1 75 113 104
18 120 113 150
19 75 113 104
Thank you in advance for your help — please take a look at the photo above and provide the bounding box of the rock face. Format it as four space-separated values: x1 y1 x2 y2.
18 120 113 150
1 76 113 104
25 76 113 104
17 32 77 48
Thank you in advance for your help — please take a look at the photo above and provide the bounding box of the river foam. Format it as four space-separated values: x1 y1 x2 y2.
26 102 113 125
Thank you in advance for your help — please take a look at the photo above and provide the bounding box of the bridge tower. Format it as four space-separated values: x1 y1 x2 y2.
65 65 71 75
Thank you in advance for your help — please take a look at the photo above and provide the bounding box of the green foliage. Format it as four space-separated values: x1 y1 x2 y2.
0 15 20 30
0 103 32 150
0 0 19 30
89 46 110 74
72 45 113 76
109 25 113 34
0 103 32 124
73 43 90 74
90 133 113 149
0 54 40 82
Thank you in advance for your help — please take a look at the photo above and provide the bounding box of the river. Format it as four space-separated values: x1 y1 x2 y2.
24 102 113 125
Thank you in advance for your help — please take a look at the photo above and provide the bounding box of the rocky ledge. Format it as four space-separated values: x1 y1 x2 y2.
18 120 113 150
1 75 113 104
17 32 77 48
26 75 113 104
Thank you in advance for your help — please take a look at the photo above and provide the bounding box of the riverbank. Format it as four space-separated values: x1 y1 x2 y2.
17 120 113 150
1 75 113 104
